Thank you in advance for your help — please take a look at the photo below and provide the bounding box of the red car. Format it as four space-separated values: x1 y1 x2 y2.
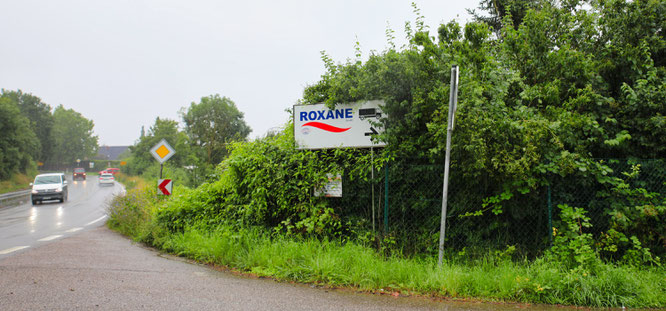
73 168 86 180
105 168 120 175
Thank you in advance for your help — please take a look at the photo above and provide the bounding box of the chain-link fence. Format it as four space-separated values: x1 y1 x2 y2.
330 158 665 258
550 159 666 258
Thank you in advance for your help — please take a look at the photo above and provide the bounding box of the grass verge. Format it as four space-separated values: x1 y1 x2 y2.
158 225 665 308
107 183 666 309
0 172 36 194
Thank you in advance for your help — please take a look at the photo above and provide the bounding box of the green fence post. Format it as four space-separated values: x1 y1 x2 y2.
547 184 553 247
384 162 389 234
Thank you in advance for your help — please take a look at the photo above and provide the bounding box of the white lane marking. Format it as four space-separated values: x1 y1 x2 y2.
85 215 107 226
66 227 83 233
38 235 63 241
0 246 29 255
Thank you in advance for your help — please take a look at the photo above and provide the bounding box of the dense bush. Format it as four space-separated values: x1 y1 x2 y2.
154 125 382 237
296 0 665 258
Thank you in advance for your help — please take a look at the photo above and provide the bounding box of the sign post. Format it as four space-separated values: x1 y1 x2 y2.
438 65 459 267
150 139 176 195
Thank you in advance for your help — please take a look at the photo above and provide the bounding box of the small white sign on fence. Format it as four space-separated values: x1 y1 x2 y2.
314 173 342 197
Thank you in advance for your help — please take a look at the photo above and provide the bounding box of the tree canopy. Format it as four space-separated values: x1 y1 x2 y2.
181 94 251 166
51 105 99 166
0 89 53 163
0 97 39 179
0 90 99 176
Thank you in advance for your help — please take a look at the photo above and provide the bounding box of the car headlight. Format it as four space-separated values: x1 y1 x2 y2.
31 190 38 194
55 187 63 192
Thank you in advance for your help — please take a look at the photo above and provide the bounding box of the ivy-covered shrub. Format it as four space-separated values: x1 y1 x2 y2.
155 125 382 237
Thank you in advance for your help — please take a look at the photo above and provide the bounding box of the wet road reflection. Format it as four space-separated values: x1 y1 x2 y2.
0 176 124 259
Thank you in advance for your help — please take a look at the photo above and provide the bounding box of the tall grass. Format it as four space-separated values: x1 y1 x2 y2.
0 171 37 194
159 225 665 308
114 173 148 191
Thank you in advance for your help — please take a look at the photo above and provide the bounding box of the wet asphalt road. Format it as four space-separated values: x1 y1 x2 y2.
0 178 570 310
0 177 122 259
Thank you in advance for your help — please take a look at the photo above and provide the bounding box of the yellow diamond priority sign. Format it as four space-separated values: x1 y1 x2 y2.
150 139 176 164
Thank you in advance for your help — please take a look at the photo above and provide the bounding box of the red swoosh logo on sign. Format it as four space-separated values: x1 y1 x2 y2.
303 122 351 133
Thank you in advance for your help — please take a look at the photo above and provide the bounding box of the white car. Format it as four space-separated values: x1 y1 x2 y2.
31 173 68 205
98 173 115 186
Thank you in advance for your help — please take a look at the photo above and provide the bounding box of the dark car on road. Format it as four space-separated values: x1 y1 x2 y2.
73 168 86 180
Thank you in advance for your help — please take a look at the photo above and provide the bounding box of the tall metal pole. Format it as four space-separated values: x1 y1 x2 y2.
159 164 163 179
384 162 389 234
371 147 375 233
438 65 459 267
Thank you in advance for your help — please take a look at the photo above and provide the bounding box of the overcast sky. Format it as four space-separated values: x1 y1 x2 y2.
1 0 472 146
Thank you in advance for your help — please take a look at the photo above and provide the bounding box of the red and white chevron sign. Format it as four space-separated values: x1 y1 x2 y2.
158 179 173 195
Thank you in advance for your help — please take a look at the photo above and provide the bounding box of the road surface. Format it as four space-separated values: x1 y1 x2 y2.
0 177 121 259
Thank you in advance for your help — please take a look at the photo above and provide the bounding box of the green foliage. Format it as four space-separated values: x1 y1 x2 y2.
107 186 157 240
123 94 250 187
467 0 544 35
548 204 601 272
0 89 54 163
0 97 39 179
154 126 382 237
124 117 192 182
0 171 37 194
181 94 251 179
51 105 99 166
0 89 98 177
297 0 665 258
596 164 665 264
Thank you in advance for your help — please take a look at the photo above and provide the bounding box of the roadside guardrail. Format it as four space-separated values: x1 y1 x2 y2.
0 190 31 206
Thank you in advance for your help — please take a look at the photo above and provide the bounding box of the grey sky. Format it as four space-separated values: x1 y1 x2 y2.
1 0 472 146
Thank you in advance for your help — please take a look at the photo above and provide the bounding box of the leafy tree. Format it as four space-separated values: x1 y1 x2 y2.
467 0 544 35
0 89 54 163
181 95 251 167
0 98 39 179
51 105 99 166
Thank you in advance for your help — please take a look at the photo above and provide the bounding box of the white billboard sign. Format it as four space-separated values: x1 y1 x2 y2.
294 100 386 149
